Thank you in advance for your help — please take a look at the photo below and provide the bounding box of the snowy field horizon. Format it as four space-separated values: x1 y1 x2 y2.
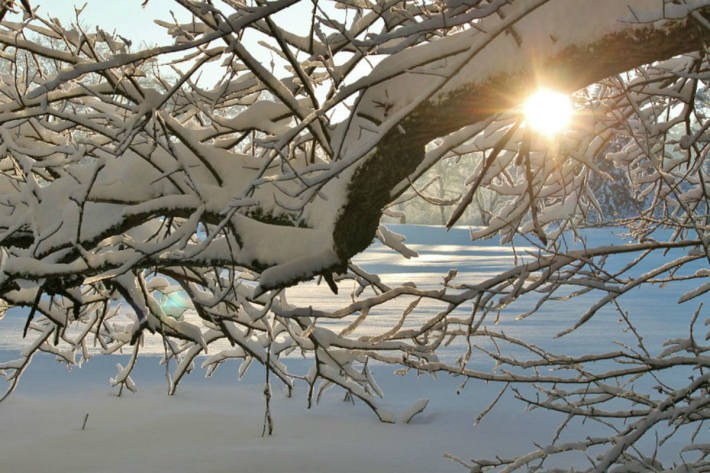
0 224 705 473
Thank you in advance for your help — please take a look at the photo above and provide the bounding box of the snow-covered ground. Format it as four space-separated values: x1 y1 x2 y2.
0 225 705 473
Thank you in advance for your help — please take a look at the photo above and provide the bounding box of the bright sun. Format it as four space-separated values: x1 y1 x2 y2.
523 89 573 137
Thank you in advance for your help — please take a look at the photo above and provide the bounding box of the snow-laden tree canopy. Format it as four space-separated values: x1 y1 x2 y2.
1 1 710 470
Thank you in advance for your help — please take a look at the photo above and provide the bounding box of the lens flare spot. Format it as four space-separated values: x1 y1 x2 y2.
160 292 189 319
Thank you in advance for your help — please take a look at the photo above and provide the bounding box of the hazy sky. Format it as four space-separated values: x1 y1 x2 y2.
11 1 364 110
25 1 188 47
15 1 319 87
26 0 313 47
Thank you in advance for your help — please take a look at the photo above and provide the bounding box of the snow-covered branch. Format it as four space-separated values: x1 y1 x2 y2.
0 1 709 469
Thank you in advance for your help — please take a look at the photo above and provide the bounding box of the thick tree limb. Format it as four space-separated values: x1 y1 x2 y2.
332 2 710 265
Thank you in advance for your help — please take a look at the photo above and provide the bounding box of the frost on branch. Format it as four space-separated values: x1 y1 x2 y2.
0 0 709 470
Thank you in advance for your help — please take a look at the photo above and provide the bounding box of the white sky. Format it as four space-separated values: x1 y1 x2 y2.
10 1 378 121
15 0 318 89
28 0 187 47
28 0 314 46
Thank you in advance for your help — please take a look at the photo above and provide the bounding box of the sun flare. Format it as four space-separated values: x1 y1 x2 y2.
523 89 573 137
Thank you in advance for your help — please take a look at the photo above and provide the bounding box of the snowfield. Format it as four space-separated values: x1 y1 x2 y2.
0 225 705 473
